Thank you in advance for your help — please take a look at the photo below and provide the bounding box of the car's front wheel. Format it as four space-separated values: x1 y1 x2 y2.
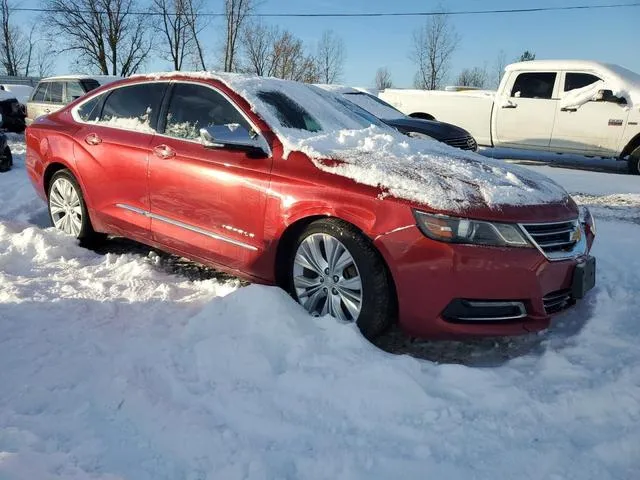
48 169 102 242
628 146 640 175
289 219 395 339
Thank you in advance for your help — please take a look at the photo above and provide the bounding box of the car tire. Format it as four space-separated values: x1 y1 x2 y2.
288 218 395 339
0 145 11 172
628 147 640 175
48 169 104 244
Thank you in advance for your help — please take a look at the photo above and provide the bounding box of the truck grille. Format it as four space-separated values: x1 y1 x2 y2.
521 220 579 254
443 135 477 151
543 289 572 314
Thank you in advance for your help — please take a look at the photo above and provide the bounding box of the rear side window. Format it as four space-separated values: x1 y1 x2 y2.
257 90 321 132
564 73 601 92
511 73 557 99
163 83 251 140
31 83 47 102
44 82 63 103
99 83 166 131
66 81 85 102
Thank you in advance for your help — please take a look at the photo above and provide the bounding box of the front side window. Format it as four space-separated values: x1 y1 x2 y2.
511 72 557 99
44 82 63 103
66 82 85 102
564 73 602 92
257 90 321 132
163 83 251 140
77 94 105 122
99 83 166 132
31 83 47 102
80 79 100 93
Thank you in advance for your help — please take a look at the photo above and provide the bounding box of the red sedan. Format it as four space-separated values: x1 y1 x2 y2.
25 74 596 339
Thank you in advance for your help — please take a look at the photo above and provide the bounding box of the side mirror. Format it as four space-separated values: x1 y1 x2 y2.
593 89 614 102
199 124 269 156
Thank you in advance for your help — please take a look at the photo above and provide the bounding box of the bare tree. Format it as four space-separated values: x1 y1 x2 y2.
411 12 460 90
493 49 507 88
456 66 487 88
223 0 256 72
315 29 344 84
0 0 35 76
184 0 208 70
241 23 318 82
242 21 276 76
152 0 192 70
374 67 393 90
44 0 152 76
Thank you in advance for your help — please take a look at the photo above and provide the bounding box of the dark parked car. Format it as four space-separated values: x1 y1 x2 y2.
0 90 26 133
318 85 477 151
0 131 12 172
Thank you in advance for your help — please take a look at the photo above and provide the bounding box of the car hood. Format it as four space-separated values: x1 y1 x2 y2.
283 126 572 218
384 117 472 140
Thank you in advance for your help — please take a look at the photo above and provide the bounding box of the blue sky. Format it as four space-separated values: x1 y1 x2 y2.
16 0 640 87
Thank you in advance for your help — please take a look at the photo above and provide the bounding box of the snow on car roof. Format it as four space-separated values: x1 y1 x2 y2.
136 71 569 211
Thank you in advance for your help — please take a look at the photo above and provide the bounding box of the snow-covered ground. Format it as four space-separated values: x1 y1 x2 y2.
1 136 639 479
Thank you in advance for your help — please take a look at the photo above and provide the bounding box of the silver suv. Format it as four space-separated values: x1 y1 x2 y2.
26 75 120 125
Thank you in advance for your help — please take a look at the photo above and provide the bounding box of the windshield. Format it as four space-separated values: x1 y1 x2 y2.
343 91 405 120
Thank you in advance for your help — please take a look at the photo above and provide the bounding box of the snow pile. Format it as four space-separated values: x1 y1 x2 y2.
90 113 155 134
2 137 640 479
139 71 569 211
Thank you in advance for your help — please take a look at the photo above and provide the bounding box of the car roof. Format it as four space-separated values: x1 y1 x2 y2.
40 75 123 85
505 60 618 73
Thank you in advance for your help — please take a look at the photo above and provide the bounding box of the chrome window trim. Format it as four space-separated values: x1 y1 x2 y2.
70 79 272 157
116 203 259 251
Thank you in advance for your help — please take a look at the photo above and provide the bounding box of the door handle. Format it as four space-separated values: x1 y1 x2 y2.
84 133 102 145
44 108 51 114
153 144 176 159
560 107 577 112
501 101 517 109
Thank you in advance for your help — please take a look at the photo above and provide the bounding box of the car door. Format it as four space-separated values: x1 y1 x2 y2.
493 72 559 149
550 72 629 156
71 82 168 241
148 81 273 273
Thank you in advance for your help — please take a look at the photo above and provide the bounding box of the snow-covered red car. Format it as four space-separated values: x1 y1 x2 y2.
25 73 596 339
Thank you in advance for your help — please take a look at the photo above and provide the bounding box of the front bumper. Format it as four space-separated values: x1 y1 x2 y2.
374 225 595 339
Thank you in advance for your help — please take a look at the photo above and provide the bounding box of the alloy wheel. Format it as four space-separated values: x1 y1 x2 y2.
49 177 83 236
293 233 363 321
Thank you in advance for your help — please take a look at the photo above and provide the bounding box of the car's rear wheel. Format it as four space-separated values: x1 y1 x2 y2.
48 169 102 242
0 146 12 172
628 146 640 175
289 219 395 339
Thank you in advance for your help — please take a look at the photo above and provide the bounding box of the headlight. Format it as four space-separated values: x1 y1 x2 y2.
413 211 532 248
579 206 596 236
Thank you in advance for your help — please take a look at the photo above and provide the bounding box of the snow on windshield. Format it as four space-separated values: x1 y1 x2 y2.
343 92 405 120
141 71 568 210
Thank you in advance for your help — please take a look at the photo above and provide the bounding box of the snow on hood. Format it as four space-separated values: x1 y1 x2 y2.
140 71 568 211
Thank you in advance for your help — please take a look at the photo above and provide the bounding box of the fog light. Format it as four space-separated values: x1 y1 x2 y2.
442 299 527 322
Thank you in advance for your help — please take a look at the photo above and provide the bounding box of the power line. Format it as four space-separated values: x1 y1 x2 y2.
11 2 640 18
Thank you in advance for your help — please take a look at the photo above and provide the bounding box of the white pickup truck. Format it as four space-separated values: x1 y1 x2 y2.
380 60 640 174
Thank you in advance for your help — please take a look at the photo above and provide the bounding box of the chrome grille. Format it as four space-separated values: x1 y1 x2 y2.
443 135 477 151
521 220 579 254
543 289 572 314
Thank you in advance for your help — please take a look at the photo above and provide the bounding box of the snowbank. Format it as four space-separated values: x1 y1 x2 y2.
2 137 640 479
139 71 569 211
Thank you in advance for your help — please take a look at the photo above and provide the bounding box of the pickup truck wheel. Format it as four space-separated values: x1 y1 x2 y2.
628 147 640 175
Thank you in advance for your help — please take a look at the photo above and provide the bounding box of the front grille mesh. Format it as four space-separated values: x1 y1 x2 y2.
521 220 579 254
443 135 477 151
